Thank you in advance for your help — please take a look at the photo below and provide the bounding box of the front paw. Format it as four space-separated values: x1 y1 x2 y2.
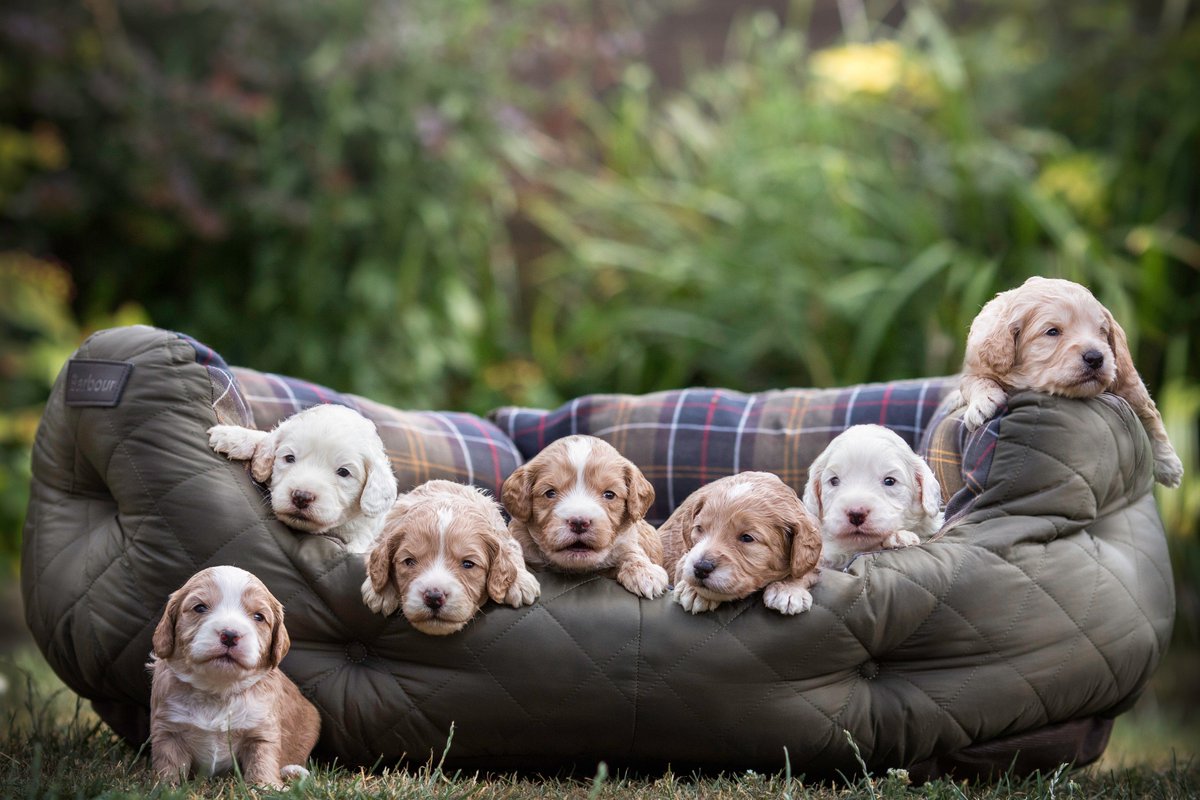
673 582 721 614
280 764 310 782
505 571 541 608
360 577 400 615
617 561 669 599
1153 445 1184 488
962 386 1007 430
882 530 921 550
206 425 264 461
762 581 813 615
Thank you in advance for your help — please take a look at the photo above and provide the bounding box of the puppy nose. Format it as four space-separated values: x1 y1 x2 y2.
292 490 316 509
848 510 869 527
1082 349 1105 370
219 629 240 648
693 558 716 580
567 517 591 534
423 589 446 610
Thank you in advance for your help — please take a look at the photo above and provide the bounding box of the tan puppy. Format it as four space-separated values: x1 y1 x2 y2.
501 435 668 598
804 425 943 570
361 480 540 635
149 566 319 787
952 276 1182 487
659 472 822 615
208 404 399 551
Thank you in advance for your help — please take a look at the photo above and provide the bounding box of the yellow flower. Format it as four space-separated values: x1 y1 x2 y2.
810 41 938 105
1036 153 1111 225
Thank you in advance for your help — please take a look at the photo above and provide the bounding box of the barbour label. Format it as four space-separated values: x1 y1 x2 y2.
65 359 133 407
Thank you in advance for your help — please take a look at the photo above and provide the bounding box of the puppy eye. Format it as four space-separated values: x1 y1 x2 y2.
403 557 417 568
336 467 351 478
192 604 208 614
602 491 616 500
543 489 557 499
1045 327 1060 337
829 476 840 487
283 454 295 464
738 533 755 543
883 477 897 487
252 612 266 623
461 560 476 569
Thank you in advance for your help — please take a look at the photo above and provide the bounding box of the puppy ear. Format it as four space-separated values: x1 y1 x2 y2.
366 524 405 594
208 425 269 462
151 589 183 659
267 594 290 668
802 450 829 519
501 464 534 522
360 446 398 517
913 455 943 520
249 429 278 485
485 533 521 605
623 462 656 522
1103 307 1140 395
786 497 823 579
965 295 1019 377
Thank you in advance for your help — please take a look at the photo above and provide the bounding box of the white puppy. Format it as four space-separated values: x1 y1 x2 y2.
208 404 398 552
803 425 943 570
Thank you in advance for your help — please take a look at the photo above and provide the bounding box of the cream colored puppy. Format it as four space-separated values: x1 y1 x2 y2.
149 566 320 787
361 480 540 635
659 472 822 615
803 425 943 570
952 276 1182 487
208 404 399 551
501 435 668 598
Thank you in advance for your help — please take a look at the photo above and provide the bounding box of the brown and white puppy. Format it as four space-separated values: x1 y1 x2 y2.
361 480 540 635
208 404 399 551
501 435 668 598
951 276 1182 487
149 566 319 788
659 472 822 615
804 425 943 570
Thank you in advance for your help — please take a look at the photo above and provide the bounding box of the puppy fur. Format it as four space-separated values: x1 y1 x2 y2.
659 472 822 615
803 425 943 570
501 435 668 598
951 276 1182 487
208 404 399 551
149 566 319 787
361 480 540 635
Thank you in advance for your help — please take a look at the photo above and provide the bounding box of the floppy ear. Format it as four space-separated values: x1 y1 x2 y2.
659 486 706 583
623 462 656 522
366 524 405 595
802 449 829 519
249 429 279 485
786 495 823 579
360 446 398 517
267 594 290 668
485 532 522 605
1103 306 1140 395
501 463 534 522
207 425 269 462
965 295 1019 377
913 455 943 520
151 589 183 659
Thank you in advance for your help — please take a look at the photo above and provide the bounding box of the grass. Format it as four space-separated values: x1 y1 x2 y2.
2 646 1198 800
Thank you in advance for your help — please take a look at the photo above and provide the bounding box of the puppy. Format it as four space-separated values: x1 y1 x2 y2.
501 435 668 598
952 276 1182 487
149 566 320 787
208 403 399 551
659 472 822 615
361 480 541 635
803 425 943 570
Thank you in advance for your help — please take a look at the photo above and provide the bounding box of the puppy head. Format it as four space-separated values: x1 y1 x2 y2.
250 404 398 535
501 435 654 572
152 566 288 687
672 472 820 604
366 484 520 635
966 276 1118 398
803 425 941 555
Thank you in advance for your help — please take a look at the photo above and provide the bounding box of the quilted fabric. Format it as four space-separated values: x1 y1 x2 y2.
22 326 1175 778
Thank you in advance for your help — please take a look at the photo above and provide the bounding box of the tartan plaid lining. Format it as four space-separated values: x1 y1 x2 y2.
919 397 1004 524
178 333 255 428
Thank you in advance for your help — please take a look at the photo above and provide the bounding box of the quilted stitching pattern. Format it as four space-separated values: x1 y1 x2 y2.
20 326 1174 777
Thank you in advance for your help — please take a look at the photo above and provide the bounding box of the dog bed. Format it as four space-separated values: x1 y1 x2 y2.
22 325 1173 779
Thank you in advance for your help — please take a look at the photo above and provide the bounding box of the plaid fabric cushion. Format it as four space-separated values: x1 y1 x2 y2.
490 377 958 526
178 332 255 429
919 395 1004 524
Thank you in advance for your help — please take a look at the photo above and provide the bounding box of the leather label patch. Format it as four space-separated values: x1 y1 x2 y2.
65 359 134 407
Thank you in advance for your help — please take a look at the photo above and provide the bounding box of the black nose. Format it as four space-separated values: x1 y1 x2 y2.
567 517 591 534
292 490 315 509
219 629 240 648
423 589 446 610
1082 350 1105 370
693 558 716 580
848 510 868 527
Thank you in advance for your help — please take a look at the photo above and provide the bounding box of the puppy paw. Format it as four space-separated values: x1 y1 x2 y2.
882 530 921 550
1153 446 1184 489
280 764 310 782
762 581 813 615
505 571 541 608
360 577 400 615
962 386 1007 430
206 424 264 461
673 582 721 614
618 561 669 599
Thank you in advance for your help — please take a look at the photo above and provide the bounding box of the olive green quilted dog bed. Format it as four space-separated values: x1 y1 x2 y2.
22 325 1173 779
